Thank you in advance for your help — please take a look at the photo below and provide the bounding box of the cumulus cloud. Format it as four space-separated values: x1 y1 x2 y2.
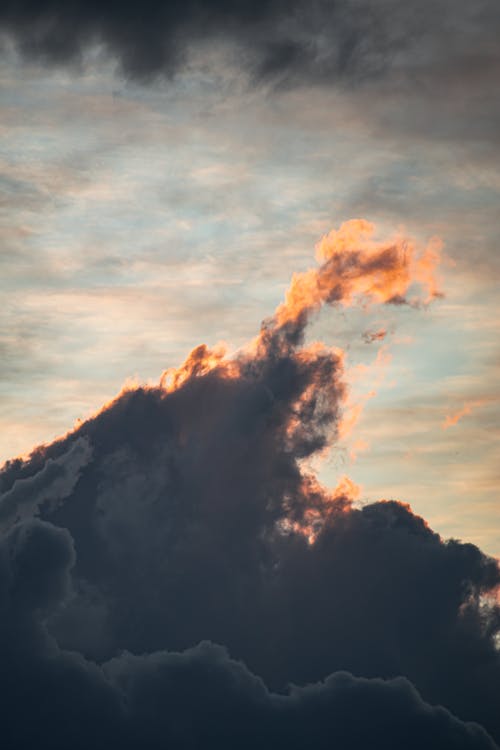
1 221 499 747
0 520 497 750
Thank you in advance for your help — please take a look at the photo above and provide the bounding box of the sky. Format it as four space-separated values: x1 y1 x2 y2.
1 3 499 555
0 2 499 748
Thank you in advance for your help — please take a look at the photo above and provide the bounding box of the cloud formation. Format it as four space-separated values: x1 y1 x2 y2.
1 0 499 96
1 519 496 749
442 400 489 430
1 221 499 747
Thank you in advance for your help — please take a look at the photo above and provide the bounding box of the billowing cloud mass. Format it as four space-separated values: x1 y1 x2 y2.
1 221 499 748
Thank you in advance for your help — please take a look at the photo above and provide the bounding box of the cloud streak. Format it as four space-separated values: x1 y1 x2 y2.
1 0 499 97
442 400 488 430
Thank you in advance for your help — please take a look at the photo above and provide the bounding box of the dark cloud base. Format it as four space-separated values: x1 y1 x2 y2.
0 518 496 750
1 304 499 748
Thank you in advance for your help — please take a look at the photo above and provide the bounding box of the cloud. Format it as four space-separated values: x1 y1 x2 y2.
1 0 499 98
363 328 387 344
0 519 497 749
0 436 92 531
1 221 499 745
442 400 489 430
274 219 441 334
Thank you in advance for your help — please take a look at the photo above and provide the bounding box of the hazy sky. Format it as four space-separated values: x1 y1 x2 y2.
1 1 499 557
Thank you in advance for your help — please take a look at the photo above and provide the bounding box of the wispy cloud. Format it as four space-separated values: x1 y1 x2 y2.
441 399 489 430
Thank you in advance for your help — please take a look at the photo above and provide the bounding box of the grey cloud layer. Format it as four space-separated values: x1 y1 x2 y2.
1 519 496 749
2 0 499 97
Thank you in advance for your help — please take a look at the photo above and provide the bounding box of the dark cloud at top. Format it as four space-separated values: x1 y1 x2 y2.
1 227 499 747
0 436 91 531
1 0 499 92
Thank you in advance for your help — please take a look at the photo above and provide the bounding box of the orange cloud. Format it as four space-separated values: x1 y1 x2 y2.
338 345 392 459
275 219 442 329
441 399 488 430
280 474 361 544
160 343 236 391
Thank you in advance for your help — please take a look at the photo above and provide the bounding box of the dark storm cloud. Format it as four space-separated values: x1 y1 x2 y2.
0 436 91 530
2 320 499 743
1 0 499 91
0 519 497 749
1 228 499 746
